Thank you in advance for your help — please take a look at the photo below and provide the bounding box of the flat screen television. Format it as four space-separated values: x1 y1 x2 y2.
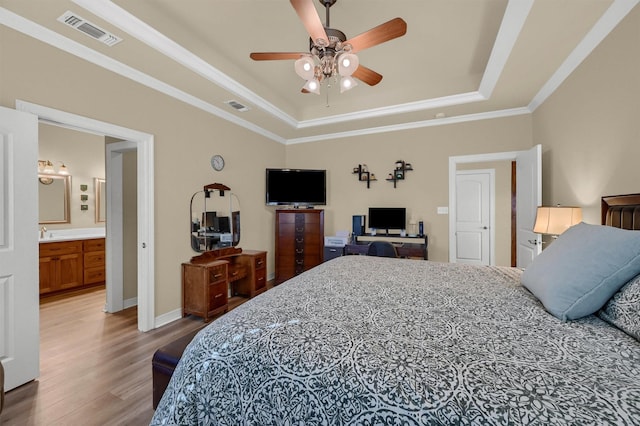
368 207 406 233
266 168 326 207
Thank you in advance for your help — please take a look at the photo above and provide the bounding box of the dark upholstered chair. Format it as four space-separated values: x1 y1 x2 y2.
367 241 398 258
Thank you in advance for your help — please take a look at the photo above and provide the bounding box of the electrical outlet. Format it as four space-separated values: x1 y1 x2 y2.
437 206 449 215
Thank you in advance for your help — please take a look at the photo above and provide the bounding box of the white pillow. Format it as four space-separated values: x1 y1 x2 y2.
521 222 640 321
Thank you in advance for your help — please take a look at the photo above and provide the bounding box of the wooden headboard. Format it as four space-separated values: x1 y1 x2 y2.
601 194 640 229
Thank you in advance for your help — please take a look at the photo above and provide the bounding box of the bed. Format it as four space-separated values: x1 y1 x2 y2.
151 195 640 425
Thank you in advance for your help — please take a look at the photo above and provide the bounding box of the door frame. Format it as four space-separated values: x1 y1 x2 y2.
454 168 495 265
16 100 155 332
449 150 521 264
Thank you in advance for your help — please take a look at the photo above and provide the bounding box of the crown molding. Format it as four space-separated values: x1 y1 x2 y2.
287 107 532 145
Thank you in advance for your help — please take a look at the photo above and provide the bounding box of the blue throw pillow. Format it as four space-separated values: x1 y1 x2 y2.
521 222 640 321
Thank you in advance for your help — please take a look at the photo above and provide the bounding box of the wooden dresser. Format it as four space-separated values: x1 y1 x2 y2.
275 209 324 284
182 247 268 322
39 237 106 296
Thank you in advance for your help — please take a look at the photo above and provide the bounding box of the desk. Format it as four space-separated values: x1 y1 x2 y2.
345 234 428 260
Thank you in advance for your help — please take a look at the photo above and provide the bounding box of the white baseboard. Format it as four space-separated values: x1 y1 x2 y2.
154 308 183 329
123 297 138 309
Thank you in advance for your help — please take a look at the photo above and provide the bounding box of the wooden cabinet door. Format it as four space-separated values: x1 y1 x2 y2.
39 256 57 294
57 253 83 290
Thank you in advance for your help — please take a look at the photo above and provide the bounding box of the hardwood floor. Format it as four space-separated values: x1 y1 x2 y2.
1 287 250 425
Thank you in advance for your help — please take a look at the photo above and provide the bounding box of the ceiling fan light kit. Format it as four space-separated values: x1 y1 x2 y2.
250 0 407 96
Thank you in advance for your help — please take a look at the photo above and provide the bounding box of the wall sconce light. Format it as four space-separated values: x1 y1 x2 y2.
533 205 583 237
38 160 69 175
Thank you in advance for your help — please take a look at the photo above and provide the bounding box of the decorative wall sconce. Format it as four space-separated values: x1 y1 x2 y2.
38 160 70 184
38 160 69 175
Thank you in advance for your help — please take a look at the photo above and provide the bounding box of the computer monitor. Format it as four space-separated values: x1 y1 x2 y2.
202 211 216 229
215 216 231 233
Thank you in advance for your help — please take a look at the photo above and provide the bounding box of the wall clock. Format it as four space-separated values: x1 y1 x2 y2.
210 154 225 171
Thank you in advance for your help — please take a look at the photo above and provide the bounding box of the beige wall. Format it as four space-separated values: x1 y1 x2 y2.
533 6 640 224
7 4 636 319
38 124 105 230
1 29 283 317
285 117 531 262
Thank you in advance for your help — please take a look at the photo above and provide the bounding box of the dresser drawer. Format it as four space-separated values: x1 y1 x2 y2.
255 267 266 291
208 281 227 310
207 264 226 284
84 267 106 284
254 253 266 270
227 263 246 282
84 251 105 268
39 240 83 257
83 238 105 252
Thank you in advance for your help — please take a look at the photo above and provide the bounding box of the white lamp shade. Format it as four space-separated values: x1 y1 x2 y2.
303 78 321 95
340 75 358 93
58 163 69 175
338 53 359 76
43 161 54 174
294 57 315 80
533 206 582 235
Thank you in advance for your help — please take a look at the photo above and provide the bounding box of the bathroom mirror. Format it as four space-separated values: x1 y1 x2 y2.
190 183 240 253
95 178 106 223
39 173 71 224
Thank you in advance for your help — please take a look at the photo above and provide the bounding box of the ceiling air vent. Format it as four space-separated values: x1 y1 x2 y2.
57 11 122 47
224 100 250 112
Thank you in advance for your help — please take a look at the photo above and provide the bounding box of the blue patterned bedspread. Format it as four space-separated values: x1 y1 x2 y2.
151 256 640 425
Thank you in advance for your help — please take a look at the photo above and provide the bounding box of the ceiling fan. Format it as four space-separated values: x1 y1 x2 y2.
250 0 407 94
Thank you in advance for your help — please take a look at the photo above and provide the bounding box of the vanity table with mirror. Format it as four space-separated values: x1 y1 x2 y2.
182 183 267 322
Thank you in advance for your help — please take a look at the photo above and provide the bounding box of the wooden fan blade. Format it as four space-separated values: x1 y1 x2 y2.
290 0 329 46
353 65 383 86
250 52 307 61
346 17 407 53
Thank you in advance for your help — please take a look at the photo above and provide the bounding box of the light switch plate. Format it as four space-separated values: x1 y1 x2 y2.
437 206 449 215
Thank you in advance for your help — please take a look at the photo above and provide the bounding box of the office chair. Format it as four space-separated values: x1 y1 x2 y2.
367 241 398 258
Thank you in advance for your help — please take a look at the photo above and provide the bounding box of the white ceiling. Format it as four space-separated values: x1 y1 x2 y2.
1 0 637 144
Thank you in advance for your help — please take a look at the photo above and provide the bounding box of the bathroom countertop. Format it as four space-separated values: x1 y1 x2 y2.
39 228 106 243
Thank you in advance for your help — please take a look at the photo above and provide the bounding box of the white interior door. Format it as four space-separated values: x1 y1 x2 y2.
455 170 493 265
0 106 39 390
516 144 542 268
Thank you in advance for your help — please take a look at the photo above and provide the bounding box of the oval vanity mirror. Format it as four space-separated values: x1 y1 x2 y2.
39 173 71 224
190 183 240 253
